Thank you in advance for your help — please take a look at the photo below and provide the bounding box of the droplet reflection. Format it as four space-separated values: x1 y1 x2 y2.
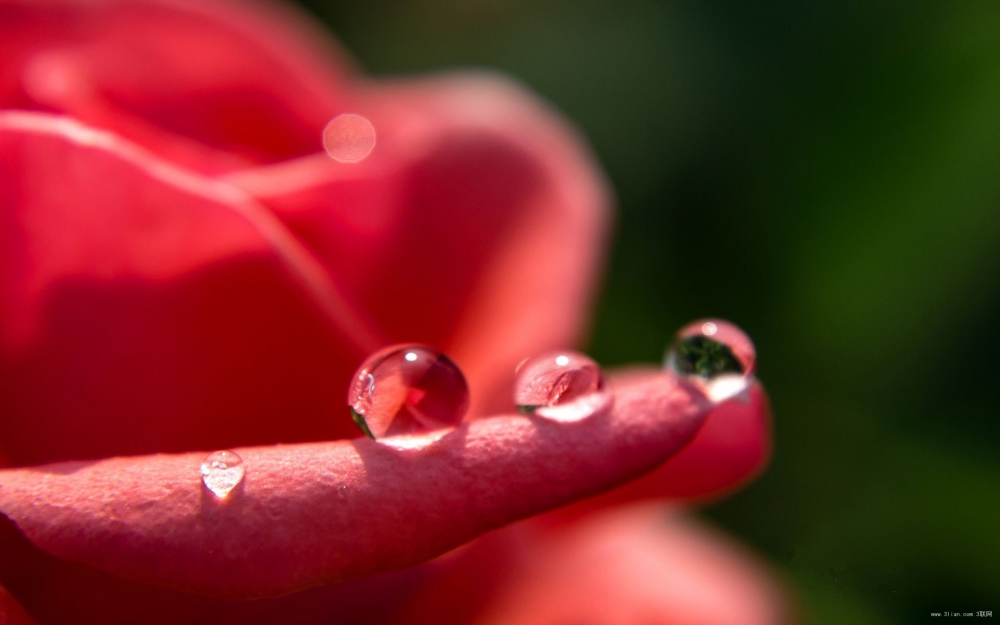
514 350 610 422
347 344 470 440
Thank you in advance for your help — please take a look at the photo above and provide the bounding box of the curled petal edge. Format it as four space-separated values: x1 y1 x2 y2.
0 370 727 600
544 377 772 524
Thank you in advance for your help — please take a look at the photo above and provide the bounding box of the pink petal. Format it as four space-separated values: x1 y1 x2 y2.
1 0 355 170
225 73 612 417
467 504 789 625
0 370 710 600
649 381 772 499
0 516 432 625
0 583 37 625
0 112 382 466
551 379 772 518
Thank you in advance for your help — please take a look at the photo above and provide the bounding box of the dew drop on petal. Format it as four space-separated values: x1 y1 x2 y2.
200 450 244 498
322 113 376 163
665 318 757 403
514 350 610 422
347 344 469 440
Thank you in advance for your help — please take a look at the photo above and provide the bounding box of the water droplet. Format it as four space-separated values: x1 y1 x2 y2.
347 344 469 440
514 350 610 422
322 113 376 163
665 319 756 403
200 450 244 498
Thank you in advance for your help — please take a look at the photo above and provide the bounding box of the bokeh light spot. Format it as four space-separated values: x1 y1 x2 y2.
322 113 376 163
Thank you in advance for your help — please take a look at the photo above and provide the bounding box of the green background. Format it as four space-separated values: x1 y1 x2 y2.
299 1 1000 621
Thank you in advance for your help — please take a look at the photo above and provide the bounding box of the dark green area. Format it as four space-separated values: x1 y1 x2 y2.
299 1 1000 621
671 335 744 378
349 407 376 440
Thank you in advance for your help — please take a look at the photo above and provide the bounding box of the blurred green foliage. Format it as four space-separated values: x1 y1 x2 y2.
299 0 1000 621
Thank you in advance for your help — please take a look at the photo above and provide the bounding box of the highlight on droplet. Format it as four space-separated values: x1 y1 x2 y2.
322 113 376 163
200 450 245 498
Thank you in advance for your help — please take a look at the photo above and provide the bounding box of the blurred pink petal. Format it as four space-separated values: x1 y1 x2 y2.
1 0 355 170
0 111 379 466
473 504 788 625
0 515 431 625
0 583 37 625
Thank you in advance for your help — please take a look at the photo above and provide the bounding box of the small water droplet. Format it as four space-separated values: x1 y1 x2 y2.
665 318 756 403
323 113 376 163
347 344 469 440
514 350 610 422
200 450 244 498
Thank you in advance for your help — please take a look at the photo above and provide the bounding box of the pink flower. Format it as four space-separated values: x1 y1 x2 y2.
0 0 783 622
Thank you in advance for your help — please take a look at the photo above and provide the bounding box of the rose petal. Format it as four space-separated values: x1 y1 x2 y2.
547 378 772 521
384 519 544 624
0 370 711 599
0 112 383 466
648 381 772 499
470 504 789 625
1 0 355 170
0 514 431 625
0 583 38 625
225 73 611 416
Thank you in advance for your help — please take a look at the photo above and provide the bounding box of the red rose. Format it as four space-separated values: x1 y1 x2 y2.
0 0 781 622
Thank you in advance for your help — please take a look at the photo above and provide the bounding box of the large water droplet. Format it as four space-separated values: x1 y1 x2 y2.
347 344 470 440
323 113 376 163
200 450 244 498
514 350 610 422
665 319 756 403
